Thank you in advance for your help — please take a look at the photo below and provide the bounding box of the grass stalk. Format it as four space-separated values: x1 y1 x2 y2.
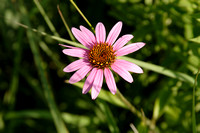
21 5 69 132
69 0 95 33
192 68 200 133
27 29 69 133
33 0 60 37
57 5 75 41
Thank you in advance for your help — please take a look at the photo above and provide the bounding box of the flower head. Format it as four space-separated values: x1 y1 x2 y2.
60 21 145 99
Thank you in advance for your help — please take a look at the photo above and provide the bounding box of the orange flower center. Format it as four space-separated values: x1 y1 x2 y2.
88 43 116 69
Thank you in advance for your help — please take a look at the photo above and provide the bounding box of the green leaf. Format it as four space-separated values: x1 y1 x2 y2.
33 0 59 37
190 36 200 44
191 13 200 22
192 68 200 133
22 6 69 132
71 81 127 109
97 100 120 133
4 110 100 127
152 89 171 121
119 56 194 84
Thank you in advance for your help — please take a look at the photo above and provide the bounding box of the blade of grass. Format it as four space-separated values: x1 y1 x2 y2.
20 69 45 102
190 36 200 44
115 90 152 127
192 67 200 133
61 112 100 127
21 5 69 132
119 56 195 85
3 29 23 109
69 0 95 33
27 30 69 133
13 21 85 48
67 81 126 108
97 100 120 133
39 41 64 68
27 31 69 133
4 110 100 127
69 81 152 127
57 5 75 41
0 112 4 130
130 123 139 133
33 0 59 37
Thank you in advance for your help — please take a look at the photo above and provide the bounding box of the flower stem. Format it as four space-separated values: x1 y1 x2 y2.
116 90 152 128
69 0 95 33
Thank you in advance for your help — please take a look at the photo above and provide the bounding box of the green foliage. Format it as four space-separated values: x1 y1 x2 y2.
0 0 200 133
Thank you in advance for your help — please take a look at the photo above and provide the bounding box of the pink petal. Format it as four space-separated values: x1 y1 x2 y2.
104 68 117 94
82 68 98 94
68 65 92 84
106 21 122 45
80 26 96 45
112 34 134 51
111 62 133 83
91 69 103 100
62 48 89 58
71 27 92 48
115 42 145 57
63 59 90 73
95 22 106 43
114 59 143 73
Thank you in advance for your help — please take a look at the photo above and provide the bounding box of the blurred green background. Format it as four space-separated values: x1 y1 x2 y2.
1 0 200 133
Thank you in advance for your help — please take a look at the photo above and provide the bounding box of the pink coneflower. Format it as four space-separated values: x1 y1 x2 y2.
60 21 145 99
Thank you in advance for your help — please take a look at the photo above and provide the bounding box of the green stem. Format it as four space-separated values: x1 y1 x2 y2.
3 29 23 109
20 5 69 132
33 0 60 37
192 67 200 133
69 0 95 33
116 90 151 126
57 5 75 41
14 21 85 48
27 30 69 133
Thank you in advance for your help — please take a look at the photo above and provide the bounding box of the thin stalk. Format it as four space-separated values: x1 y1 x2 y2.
20 5 69 133
57 5 75 41
14 21 85 48
130 123 139 133
33 0 60 37
27 30 69 133
192 68 200 133
3 29 23 109
69 0 95 33
116 90 151 126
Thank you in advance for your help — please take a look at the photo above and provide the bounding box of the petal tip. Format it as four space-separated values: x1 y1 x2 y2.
97 22 103 25
129 79 134 83
82 90 87 94
71 27 76 32
67 79 74 84
118 21 123 26
68 80 74 84
140 42 146 48
62 49 66 54
111 90 116 95
63 67 68 72
138 69 144 73
91 95 98 100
